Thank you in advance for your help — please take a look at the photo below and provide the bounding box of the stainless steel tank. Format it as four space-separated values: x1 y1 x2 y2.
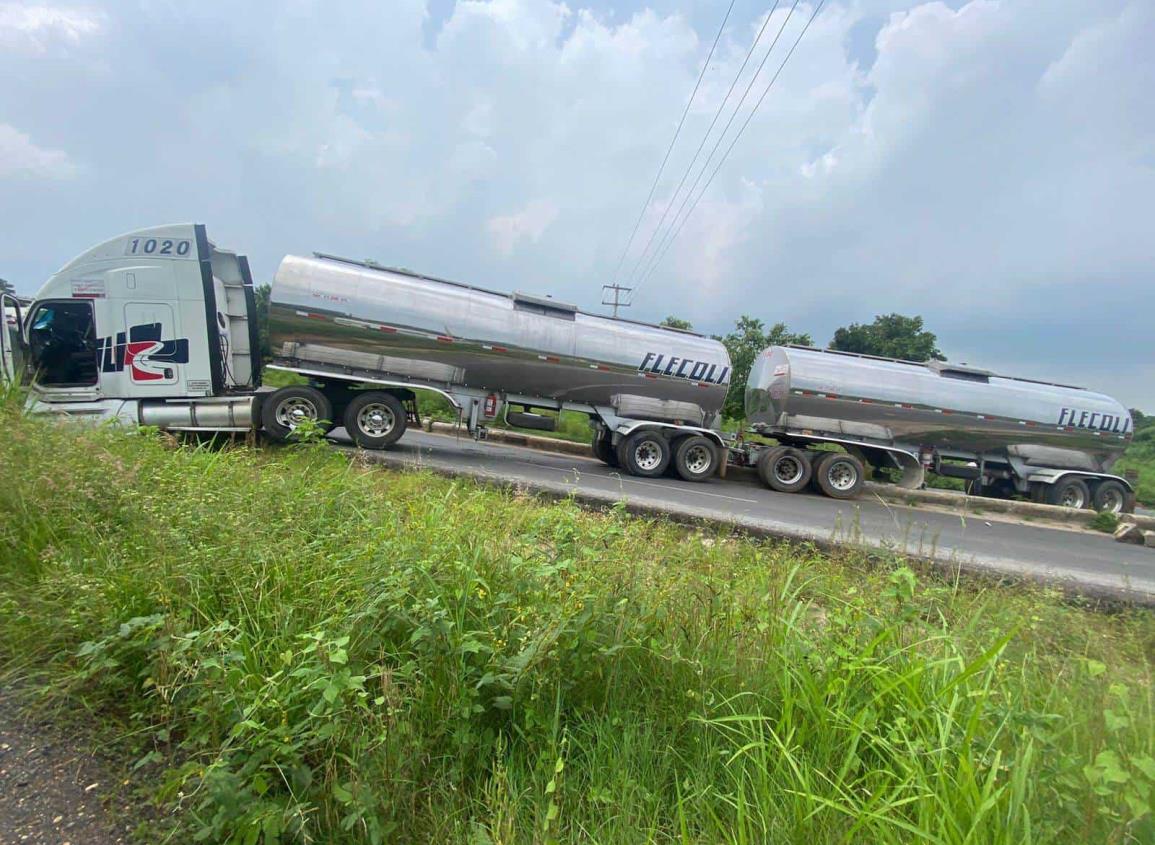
746 346 1132 471
268 254 731 425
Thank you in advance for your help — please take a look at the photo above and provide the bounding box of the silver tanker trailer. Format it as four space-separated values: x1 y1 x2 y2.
10 225 732 484
741 345 1136 512
266 253 732 480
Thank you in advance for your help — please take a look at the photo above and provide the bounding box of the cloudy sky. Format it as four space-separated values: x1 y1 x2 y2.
1 0 1151 408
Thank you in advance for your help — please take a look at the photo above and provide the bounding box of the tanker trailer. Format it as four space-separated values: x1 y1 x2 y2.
742 345 1135 512
266 253 732 481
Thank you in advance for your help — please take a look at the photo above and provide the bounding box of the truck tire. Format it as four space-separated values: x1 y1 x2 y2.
344 391 407 449
1047 477 1090 510
757 446 812 493
1091 479 1128 514
262 386 333 442
619 429 671 478
673 435 718 483
814 452 865 500
592 431 619 467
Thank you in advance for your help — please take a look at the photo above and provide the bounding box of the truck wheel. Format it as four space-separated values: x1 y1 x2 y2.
262 386 333 442
620 430 671 478
757 446 812 493
592 431 619 467
344 391 407 449
814 452 865 500
673 436 718 482
1047 477 1090 510
1091 480 1128 514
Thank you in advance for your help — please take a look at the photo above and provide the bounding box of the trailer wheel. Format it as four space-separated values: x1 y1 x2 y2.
1047 477 1090 510
592 431 619 467
620 430 671 478
757 446 812 493
1091 480 1128 514
673 436 718 483
262 386 333 442
344 391 407 449
814 452 865 499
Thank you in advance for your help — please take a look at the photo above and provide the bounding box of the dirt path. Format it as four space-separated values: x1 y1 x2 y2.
0 688 134 844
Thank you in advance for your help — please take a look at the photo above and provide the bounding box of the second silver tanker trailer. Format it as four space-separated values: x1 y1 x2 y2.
8 224 1136 512
740 345 1135 512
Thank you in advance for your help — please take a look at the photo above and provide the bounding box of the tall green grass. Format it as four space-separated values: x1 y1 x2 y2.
0 401 1152 843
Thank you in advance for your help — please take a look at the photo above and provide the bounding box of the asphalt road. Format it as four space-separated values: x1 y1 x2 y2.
332 429 1155 602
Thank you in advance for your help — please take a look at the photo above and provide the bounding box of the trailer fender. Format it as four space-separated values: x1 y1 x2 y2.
609 417 726 452
786 434 924 490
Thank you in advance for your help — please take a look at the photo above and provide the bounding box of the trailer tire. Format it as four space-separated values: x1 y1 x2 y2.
592 431 619 467
262 386 333 442
757 446 812 493
814 452 865 500
673 436 718 483
344 391 407 449
1091 479 1129 514
1047 477 1091 510
620 430 671 478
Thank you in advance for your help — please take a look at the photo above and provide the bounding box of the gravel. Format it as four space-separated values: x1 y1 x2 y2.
0 688 135 845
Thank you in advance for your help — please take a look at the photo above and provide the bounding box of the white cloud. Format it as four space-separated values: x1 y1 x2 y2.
0 0 1151 405
0 124 76 179
0 3 102 51
488 199 560 255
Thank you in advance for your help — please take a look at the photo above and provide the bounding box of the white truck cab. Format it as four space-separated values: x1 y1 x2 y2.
13 224 262 429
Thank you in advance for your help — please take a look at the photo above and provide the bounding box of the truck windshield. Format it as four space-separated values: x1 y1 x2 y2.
28 301 98 387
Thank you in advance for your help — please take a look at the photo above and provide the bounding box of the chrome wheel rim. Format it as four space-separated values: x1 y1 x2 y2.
275 397 319 429
633 440 664 471
1098 488 1123 514
773 455 804 485
1060 486 1086 509
357 403 395 437
827 460 858 492
684 444 713 475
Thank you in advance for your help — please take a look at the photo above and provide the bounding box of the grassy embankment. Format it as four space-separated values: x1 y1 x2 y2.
3 399 1152 844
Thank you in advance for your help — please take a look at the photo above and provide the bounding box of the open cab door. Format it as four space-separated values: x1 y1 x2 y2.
1 293 26 387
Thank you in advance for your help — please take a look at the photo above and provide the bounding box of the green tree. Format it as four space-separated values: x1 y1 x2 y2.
714 316 812 422
660 315 693 331
254 283 272 361
0 278 14 296
829 313 945 362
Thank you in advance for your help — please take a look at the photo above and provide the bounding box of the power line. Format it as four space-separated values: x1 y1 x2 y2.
606 0 737 291
631 0 826 301
630 0 802 295
622 0 784 290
